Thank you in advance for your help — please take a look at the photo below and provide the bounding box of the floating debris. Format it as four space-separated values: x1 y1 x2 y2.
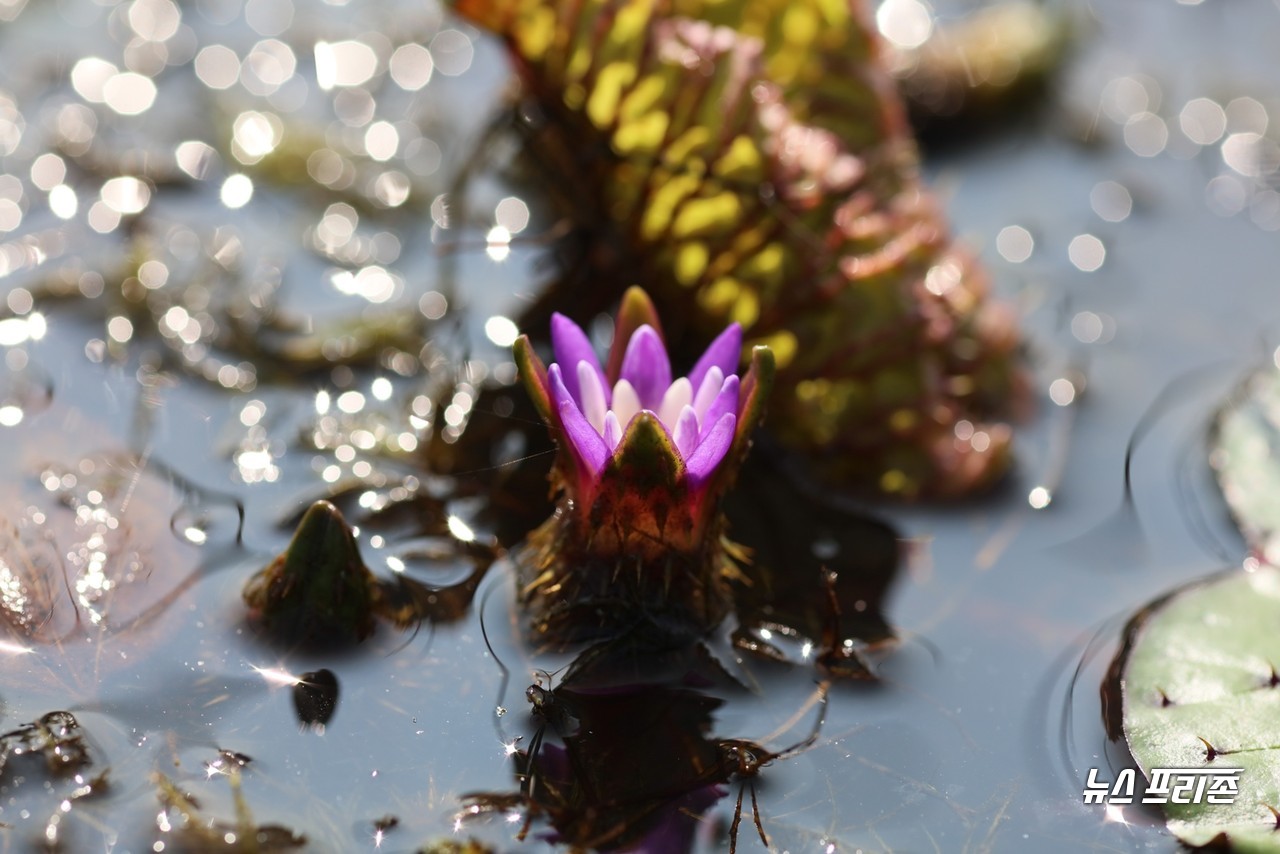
0 711 92 777
153 766 307 852
415 839 495 854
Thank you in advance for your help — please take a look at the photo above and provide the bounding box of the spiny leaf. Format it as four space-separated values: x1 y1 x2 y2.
456 0 1025 497
1118 567 1280 851
1213 368 1280 563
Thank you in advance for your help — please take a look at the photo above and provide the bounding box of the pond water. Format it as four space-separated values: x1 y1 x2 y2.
1 0 1279 851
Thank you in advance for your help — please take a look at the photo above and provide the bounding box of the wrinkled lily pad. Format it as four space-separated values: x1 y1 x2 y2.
1118 566 1280 850
1213 369 1280 563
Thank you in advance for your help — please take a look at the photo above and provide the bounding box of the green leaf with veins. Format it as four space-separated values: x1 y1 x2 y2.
1121 566 1280 851
1214 368 1280 564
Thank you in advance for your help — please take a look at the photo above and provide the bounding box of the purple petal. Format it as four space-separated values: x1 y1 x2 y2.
687 323 741 391
557 401 609 475
618 325 671 410
685 412 736 486
700 375 739 443
691 366 723 420
551 313 607 407
548 364 608 475
672 405 700 460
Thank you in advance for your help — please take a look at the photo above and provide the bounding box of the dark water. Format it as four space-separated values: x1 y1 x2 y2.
1 0 1279 850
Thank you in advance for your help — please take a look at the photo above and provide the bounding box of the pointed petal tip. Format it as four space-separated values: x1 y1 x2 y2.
685 412 736 487
602 410 622 450
689 323 745 390
608 287 664 381
619 324 672 409
550 313 605 405
546 360 564 389
673 404 700 459
701 373 740 440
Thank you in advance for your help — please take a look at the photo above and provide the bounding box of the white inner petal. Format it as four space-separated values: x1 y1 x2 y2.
577 361 607 433
602 411 622 450
657 377 692 430
692 366 723 420
611 379 641 429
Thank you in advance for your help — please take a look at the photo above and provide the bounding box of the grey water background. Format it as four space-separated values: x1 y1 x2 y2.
1 0 1279 850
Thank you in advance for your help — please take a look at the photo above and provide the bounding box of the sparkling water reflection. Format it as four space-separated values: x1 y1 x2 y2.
0 0 1276 850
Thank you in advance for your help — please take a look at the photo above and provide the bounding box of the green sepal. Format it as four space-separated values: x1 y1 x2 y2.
733 345 775 461
604 410 684 493
513 334 553 424
514 332 588 496
580 410 700 559
698 344 774 502
605 286 665 383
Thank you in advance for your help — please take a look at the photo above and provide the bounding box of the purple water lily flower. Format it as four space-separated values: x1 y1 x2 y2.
515 288 774 511
512 288 774 639
545 315 742 488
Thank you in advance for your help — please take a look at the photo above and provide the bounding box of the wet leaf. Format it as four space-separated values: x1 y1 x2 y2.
1213 368 1280 563
1116 567 1280 850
